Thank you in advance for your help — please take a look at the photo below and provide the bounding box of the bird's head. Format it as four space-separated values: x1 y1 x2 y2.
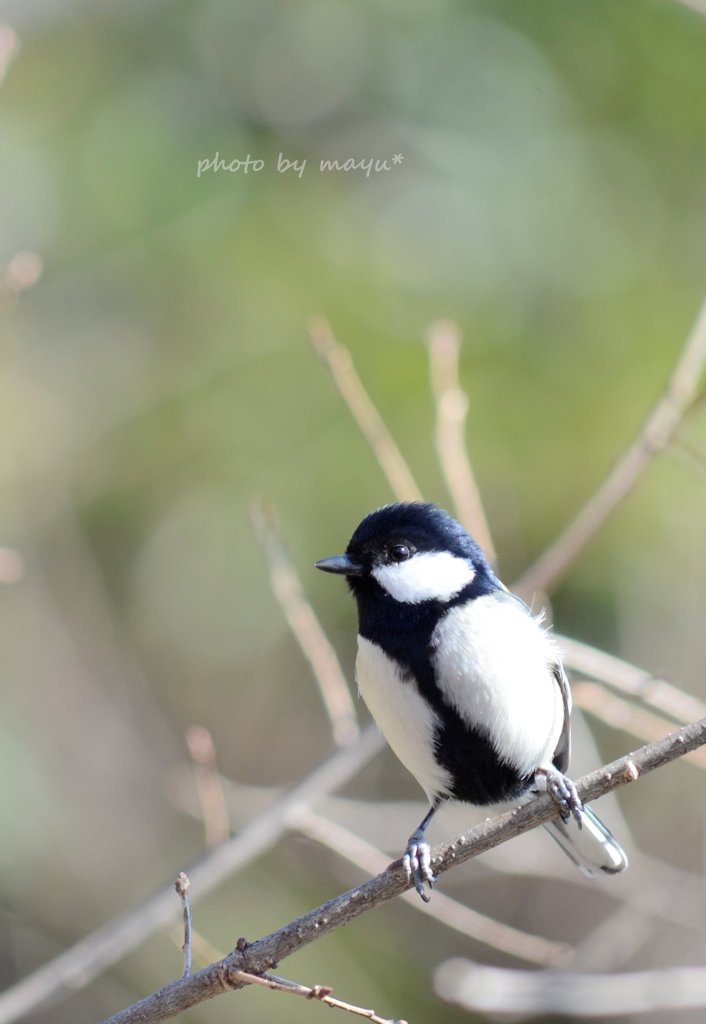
316 502 496 605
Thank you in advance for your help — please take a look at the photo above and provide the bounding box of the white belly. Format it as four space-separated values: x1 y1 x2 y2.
431 595 564 778
356 636 453 802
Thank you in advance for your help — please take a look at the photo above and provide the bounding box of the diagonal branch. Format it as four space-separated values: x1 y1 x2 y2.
101 717 706 1024
427 320 496 563
309 317 423 502
294 808 570 965
185 725 231 846
0 727 384 1024
251 499 359 746
232 970 403 1024
514 298 706 597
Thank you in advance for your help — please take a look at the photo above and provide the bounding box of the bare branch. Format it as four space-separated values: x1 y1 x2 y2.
294 808 569 965
170 928 404 1023
0 727 384 1024
251 499 359 745
174 874 192 978
426 320 496 562
309 316 423 502
185 726 230 846
173 773 706 937
514 298 706 597
435 958 706 1016
233 970 406 1024
99 718 706 1024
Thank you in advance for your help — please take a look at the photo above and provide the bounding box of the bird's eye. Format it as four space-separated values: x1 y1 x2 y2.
389 544 411 562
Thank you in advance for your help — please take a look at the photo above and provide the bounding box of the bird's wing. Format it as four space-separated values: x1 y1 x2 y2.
551 655 572 773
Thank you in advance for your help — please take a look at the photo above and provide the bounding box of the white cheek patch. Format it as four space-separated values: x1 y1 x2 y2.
372 551 475 604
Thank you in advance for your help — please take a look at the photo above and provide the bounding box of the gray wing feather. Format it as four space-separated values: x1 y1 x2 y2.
551 657 572 774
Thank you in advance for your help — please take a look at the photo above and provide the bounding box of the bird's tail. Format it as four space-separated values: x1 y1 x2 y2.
543 803 628 878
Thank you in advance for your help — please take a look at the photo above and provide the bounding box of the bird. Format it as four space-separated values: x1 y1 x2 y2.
316 501 627 901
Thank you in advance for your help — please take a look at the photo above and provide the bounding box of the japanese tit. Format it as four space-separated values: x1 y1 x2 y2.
316 502 627 901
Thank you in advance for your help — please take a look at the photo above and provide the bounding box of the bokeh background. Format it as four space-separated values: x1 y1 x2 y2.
1 1 706 1022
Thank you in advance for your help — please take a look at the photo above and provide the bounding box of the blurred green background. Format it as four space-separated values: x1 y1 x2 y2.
1 1 706 1022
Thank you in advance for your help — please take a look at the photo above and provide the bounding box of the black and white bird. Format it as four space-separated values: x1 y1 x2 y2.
316 502 627 900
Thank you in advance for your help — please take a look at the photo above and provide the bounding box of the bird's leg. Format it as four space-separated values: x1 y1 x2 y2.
534 767 583 827
403 804 439 902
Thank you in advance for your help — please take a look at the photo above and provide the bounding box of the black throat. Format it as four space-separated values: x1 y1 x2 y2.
352 574 531 806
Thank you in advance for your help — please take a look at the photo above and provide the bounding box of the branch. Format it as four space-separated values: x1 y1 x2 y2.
294 808 570 965
232 971 405 1024
514 297 706 597
309 316 423 502
100 717 706 1024
0 727 384 1024
174 874 192 977
185 726 230 846
251 499 359 746
426 320 496 563
171 922 405 1023
173 774 706 937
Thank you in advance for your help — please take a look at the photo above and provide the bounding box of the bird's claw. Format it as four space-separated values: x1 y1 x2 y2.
535 768 583 827
403 830 436 902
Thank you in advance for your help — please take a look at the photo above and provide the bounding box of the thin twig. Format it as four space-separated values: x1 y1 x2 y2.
177 778 706 939
174 874 192 978
185 726 230 846
514 298 706 597
309 316 423 502
100 717 706 1024
427 320 496 562
233 970 406 1024
294 808 570 966
251 499 359 746
435 958 706 1016
169 929 404 1021
0 726 384 1024
167 924 221 971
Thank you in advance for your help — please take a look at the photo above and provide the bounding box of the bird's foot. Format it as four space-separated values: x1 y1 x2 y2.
402 829 436 903
534 768 583 827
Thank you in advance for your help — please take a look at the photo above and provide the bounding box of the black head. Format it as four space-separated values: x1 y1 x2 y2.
316 502 498 606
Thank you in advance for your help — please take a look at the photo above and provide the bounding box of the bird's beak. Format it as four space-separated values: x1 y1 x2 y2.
315 553 364 576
